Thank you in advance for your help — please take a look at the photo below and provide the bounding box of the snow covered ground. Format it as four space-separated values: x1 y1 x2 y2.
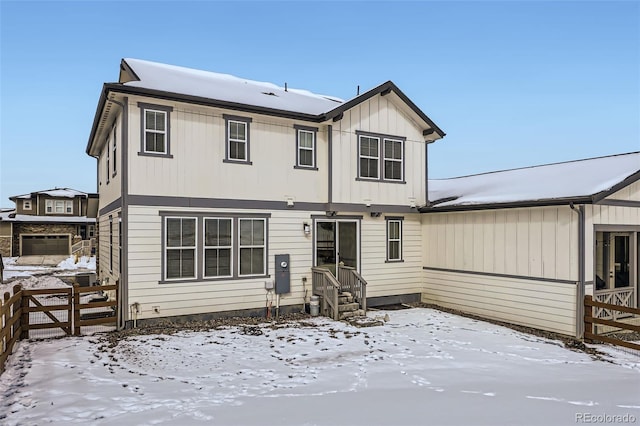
1 308 638 426
1 256 95 292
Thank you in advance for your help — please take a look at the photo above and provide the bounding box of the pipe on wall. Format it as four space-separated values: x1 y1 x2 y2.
570 203 585 339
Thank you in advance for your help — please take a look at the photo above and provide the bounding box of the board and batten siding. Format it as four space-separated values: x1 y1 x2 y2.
422 206 579 336
331 94 427 208
98 113 122 211
125 96 327 204
125 205 424 320
361 214 424 298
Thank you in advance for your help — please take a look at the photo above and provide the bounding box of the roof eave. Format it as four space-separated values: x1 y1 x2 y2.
323 81 446 139
420 196 593 213
592 170 640 204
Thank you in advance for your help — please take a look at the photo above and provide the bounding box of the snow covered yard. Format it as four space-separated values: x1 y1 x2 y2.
1 255 96 286
1 309 638 426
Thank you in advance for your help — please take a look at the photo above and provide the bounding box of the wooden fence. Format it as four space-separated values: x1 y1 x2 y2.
584 295 640 351
1 283 117 374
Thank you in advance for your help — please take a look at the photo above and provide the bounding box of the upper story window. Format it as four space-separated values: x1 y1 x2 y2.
106 136 110 184
22 200 32 210
138 102 173 157
357 131 406 183
112 124 117 176
294 125 318 170
46 199 73 214
359 136 379 179
223 114 252 164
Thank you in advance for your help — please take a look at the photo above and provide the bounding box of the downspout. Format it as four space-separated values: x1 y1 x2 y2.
570 203 585 339
107 97 129 330
327 124 333 212
424 140 431 207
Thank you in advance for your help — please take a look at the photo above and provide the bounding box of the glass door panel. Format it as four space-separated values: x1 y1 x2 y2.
315 221 336 275
338 222 357 269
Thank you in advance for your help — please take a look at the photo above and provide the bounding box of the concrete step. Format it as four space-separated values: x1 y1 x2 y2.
337 302 360 313
339 310 361 320
338 295 354 304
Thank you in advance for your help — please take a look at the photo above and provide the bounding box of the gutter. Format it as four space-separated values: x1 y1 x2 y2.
570 203 586 339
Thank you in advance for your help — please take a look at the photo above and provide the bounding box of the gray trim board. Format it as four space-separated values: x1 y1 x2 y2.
224 114 252 164
138 102 173 157
366 293 421 307
310 214 363 220
594 224 640 232
596 199 640 208
126 195 417 214
591 169 640 203
99 199 122 217
421 197 592 213
422 266 578 285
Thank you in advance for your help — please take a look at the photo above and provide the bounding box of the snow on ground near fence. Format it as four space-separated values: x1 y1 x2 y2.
1 256 95 285
1 308 638 426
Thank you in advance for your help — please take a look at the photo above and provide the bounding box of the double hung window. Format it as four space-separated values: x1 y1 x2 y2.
357 132 405 182
165 218 196 279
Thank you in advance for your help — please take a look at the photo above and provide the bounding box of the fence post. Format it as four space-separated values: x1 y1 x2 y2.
73 284 80 336
584 295 593 342
3 292 9 354
11 285 21 340
20 286 29 340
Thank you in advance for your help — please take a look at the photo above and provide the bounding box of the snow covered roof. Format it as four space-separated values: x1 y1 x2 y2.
121 58 344 116
427 152 640 211
0 210 95 224
87 59 445 155
10 188 91 200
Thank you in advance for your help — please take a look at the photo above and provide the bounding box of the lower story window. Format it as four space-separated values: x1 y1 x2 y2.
166 217 196 279
239 218 266 276
386 218 403 261
204 218 232 278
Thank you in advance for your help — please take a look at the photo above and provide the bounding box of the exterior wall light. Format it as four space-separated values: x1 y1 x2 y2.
303 223 311 235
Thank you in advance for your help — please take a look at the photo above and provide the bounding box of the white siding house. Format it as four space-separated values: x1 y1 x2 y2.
86 59 445 327
422 153 640 337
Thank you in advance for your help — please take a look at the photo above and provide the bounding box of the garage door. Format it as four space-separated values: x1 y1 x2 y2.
21 235 70 255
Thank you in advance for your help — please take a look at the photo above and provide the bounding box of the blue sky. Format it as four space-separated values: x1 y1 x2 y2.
1 1 638 205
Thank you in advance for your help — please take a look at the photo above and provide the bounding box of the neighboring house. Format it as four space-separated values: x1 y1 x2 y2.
85 58 445 328
422 152 640 337
0 188 98 257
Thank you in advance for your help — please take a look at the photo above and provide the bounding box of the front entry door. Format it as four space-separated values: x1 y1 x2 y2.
315 220 359 276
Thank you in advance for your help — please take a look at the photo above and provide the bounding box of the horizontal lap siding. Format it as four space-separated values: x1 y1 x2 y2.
423 270 576 335
362 214 424 297
127 206 317 320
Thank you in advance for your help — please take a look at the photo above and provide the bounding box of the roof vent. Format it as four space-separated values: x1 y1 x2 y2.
262 92 278 97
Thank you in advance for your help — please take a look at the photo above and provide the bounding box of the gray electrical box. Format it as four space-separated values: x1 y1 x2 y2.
274 254 290 294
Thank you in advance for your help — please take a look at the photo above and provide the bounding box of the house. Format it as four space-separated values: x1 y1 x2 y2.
86 58 639 338
0 188 98 257
85 58 445 328
422 152 640 337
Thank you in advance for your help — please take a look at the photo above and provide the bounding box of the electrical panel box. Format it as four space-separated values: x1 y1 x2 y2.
274 254 290 294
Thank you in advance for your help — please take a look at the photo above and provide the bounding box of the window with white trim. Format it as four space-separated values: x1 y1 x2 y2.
144 109 168 154
359 136 379 179
386 218 403 262
228 120 248 161
295 126 317 169
165 218 196 279
204 218 233 278
22 200 32 210
45 199 72 214
383 138 403 181
239 218 266 276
